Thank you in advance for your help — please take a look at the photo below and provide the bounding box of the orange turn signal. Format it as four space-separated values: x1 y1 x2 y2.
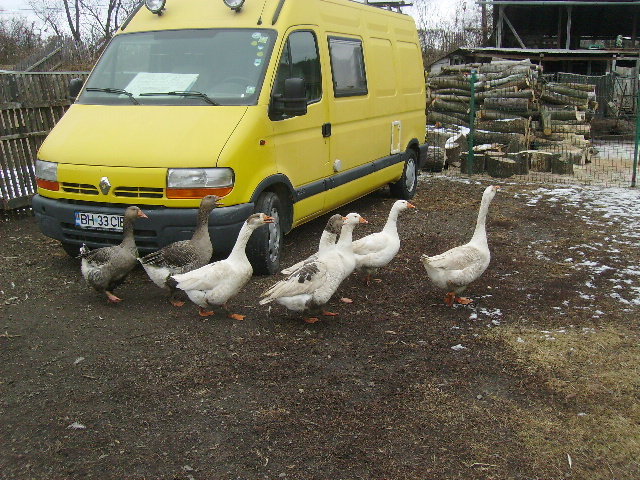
37 179 60 191
166 187 233 199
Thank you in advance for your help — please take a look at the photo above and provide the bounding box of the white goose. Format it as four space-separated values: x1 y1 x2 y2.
167 213 273 319
139 195 222 306
79 206 147 303
260 213 368 323
281 214 344 275
421 185 500 306
352 199 415 284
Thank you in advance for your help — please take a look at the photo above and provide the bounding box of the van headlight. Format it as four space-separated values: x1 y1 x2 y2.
35 159 60 191
145 0 165 14
167 168 234 199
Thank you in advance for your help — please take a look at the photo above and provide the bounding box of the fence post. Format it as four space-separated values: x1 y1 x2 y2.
633 85 639 188
468 69 477 175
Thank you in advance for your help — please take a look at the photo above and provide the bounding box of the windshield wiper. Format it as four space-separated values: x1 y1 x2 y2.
139 91 220 105
85 87 139 105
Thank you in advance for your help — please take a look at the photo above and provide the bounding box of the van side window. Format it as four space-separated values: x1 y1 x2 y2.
272 30 322 104
328 37 368 97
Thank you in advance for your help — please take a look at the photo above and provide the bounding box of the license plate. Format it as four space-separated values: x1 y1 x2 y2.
75 212 124 232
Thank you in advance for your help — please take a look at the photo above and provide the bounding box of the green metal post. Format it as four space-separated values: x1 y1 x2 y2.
632 84 640 188
468 69 477 175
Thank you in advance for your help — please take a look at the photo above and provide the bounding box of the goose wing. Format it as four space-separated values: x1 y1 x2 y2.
140 240 200 271
261 260 328 303
171 260 231 292
352 232 389 257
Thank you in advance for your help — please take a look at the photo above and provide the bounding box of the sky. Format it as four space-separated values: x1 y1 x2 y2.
1 0 464 32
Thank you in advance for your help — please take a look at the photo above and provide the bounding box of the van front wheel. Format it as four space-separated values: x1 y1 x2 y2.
389 149 418 200
247 192 284 275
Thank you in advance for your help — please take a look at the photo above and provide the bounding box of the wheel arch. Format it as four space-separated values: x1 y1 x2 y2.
250 174 295 233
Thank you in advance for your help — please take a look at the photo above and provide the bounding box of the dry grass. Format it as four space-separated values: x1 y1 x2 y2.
489 324 640 478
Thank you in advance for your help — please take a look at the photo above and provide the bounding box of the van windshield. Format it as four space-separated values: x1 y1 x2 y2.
79 29 276 106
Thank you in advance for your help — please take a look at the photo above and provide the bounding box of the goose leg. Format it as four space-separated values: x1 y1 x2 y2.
169 289 185 307
106 291 122 303
222 303 245 321
444 292 456 306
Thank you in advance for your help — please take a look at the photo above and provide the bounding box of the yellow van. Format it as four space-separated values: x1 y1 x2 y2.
32 0 427 274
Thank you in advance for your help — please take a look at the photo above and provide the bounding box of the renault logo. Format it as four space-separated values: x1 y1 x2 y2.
99 177 111 195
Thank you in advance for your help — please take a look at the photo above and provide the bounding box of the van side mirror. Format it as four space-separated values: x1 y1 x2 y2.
69 78 84 101
271 77 307 117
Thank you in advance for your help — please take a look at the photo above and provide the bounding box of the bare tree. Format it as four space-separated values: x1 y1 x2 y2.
0 14 45 67
411 0 486 67
28 0 138 47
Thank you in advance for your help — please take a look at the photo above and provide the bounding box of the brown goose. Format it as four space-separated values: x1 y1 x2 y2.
139 195 222 306
79 205 147 302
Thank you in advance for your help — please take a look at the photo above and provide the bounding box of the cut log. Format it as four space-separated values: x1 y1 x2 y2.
558 82 597 92
545 83 593 99
478 108 538 120
474 117 531 135
479 90 535 101
536 133 590 148
431 94 472 104
485 152 517 178
431 98 470 114
475 130 527 149
540 108 553 135
506 151 530 175
540 91 589 107
527 151 556 172
428 111 469 127
549 123 591 137
546 107 585 122
483 97 532 112
445 143 461 168
460 153 486 174
427 76 473 90
551 156 574 175
430 88 472 97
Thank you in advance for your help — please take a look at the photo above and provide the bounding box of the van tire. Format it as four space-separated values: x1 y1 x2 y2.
247 192 284 275
61 242 80 258
389 149 418 200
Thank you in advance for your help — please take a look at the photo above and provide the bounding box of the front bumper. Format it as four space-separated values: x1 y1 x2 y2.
32 194 254 255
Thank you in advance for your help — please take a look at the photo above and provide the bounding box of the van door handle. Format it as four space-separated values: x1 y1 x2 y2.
322 123 331 137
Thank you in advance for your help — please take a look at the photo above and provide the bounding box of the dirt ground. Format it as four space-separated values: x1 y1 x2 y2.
1 175 639 480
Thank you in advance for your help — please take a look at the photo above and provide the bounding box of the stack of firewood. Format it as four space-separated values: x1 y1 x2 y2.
426 58 598 177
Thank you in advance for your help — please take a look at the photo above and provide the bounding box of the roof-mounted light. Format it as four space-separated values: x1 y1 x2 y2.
145 0 166 15
223 0 245 12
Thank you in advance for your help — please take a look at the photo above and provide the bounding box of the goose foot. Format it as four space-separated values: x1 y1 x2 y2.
444 292 473 306
106 291 122 303
321 310 339 316
304 317 321 323
456 296 473 305
170 298 185 307
228 313 246 321
198 307 214 316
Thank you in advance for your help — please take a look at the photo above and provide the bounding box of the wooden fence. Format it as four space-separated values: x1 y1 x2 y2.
0 71 88 216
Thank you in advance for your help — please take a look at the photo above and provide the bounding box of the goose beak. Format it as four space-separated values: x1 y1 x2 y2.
359 217 368 224
407 202 416 208
138 210 148 218
263 215 275 223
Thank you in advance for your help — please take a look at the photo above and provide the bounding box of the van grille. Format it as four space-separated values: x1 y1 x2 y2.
60 183 165 198
114 186 164 198
62 183 99 195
